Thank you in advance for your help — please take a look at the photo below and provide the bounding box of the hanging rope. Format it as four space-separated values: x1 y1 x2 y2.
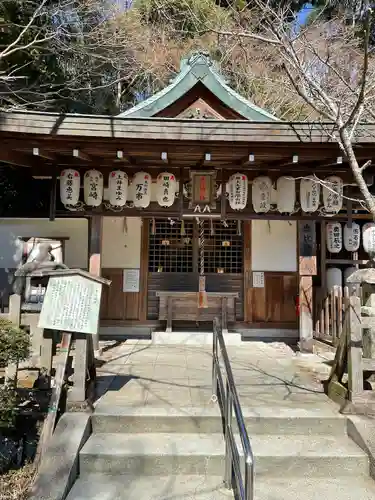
199 219 204 276
198 218 208 308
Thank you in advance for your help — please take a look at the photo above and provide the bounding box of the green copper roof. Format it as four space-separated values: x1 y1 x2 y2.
118 51 279 121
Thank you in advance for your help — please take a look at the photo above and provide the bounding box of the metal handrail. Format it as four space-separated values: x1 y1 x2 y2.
212 317 254 500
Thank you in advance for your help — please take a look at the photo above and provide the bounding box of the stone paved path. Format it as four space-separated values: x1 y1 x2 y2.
95 339 337 412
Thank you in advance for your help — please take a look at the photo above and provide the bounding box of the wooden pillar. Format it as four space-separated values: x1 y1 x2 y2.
139 218 149 322
40 329 53 376
243 221 252 323
89 216 103 355
298 221 317 352
69 332 88 403
320 221 327 293
28 314 44 367
347 295 363 400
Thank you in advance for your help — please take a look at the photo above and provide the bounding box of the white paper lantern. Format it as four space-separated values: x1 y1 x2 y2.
228 173 248 210
323 176 343 214
326 222 342 253
132 171 151 208
362 222 375 254
252 176 272 213
343 222 360 252
276 176 295 213
300 176 320 213
108 170 128 207
326 267 342 291
84 169 103 207
156 172 177 207
60 169 80 206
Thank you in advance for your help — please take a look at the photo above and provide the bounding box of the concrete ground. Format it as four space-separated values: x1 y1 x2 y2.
94 338 335 412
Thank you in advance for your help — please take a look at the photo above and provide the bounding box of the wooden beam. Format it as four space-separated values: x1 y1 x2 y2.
196 152 211 168
238 153 255 166
32 147 57 162
256 157 342 171
72 149 91 161
55 206 372 222
0 149 40 168
114 150 131 165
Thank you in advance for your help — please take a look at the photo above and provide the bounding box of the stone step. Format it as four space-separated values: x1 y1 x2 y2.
79 432 368 477
92 404 347 436
66 473 375 500
66 474 233 500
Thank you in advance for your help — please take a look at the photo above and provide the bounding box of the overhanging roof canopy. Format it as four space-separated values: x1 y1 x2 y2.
118 52 280 121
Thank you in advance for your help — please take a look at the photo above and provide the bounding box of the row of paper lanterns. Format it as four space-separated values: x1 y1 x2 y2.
60 169 171 209
251 175 342 214
60 169 343 213
326 222 375 254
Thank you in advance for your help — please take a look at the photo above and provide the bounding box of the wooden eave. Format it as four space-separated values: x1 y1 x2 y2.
1 111 375 142
1 111 375 176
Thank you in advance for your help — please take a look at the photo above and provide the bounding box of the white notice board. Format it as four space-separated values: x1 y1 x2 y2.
38 275 102 335
123 268 140 292
252 271 265 288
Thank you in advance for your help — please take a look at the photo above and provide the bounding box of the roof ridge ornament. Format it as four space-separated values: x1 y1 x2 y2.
187 51 213 67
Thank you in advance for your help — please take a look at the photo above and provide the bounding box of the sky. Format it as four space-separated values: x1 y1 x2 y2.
297 2 316 23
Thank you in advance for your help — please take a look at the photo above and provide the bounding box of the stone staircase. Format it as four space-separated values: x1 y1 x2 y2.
66 404 375 500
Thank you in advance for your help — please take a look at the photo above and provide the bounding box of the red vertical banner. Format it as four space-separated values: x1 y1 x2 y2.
199 175 206 201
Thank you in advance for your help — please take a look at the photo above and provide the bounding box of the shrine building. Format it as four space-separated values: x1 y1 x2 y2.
1 51 375 348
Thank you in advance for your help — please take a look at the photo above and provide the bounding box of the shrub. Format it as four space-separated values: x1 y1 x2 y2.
0 319 30 368
0 319 30 429
0 384 18 428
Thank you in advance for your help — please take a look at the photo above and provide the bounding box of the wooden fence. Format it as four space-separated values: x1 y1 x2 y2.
326 295 375 414
315 286 351 346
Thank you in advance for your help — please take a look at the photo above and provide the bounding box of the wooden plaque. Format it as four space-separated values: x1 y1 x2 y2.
298 221 317 276
189 170 217 209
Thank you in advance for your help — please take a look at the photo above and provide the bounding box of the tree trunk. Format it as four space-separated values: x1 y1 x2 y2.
340 128 375 221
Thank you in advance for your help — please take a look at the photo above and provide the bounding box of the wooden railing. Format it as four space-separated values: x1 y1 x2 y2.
315 286 350 346
325 294 375 414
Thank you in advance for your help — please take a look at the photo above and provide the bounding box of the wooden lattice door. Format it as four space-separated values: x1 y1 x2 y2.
147 219 244 320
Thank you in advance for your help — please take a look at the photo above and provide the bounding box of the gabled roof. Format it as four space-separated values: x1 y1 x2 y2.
118 51 280 121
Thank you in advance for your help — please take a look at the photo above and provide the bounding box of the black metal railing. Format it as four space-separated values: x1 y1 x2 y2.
212 317 254 500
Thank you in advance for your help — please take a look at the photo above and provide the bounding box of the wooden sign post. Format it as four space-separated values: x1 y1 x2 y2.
34 269 110 467
37 269 110 403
